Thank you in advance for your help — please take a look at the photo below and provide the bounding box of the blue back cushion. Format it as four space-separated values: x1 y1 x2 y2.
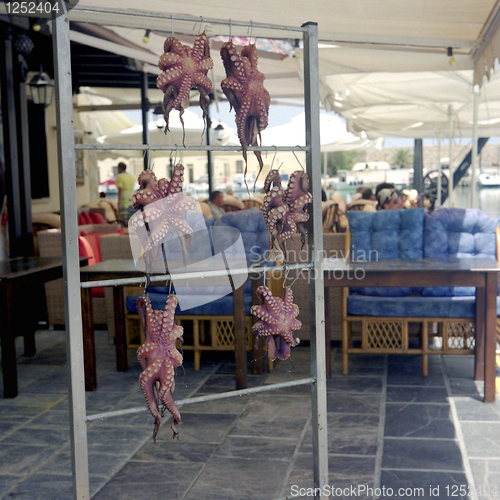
348 209 425 297
214 209 270 266
422 208 500 296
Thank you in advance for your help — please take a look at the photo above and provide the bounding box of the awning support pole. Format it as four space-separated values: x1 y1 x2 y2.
471 86 480 208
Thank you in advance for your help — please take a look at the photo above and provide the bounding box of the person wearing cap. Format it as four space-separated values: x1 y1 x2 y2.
377 188 399 210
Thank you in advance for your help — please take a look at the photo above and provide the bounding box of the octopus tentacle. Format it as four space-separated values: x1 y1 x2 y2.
220 40 270 187
137 294 183 442
261 169 312 262
157 33 213 142
251 285 301 361
130 165 196 274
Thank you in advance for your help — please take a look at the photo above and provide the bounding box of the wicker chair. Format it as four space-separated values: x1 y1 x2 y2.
242 198 263 210
322 203 348 233
347 199 377 212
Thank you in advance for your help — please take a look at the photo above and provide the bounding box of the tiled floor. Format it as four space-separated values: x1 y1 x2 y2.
1 329 500 499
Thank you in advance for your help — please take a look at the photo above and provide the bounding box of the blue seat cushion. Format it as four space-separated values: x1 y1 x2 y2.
347 294 500 318
146 278 255 295
126 291 253 316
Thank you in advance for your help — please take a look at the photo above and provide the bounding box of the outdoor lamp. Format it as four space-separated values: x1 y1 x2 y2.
214 123 225 142
153 103 165 129
28 67 54 107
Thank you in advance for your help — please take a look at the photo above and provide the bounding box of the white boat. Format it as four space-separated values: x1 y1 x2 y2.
478 172 500 187
336 162 413 188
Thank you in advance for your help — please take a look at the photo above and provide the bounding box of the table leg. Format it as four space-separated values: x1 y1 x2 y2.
475 286 485 381
233 285 247 390
251 277 263 375
483 272 497 402
1 283 18 398
81 287 97 391
113 286 128 372
324 286 331 377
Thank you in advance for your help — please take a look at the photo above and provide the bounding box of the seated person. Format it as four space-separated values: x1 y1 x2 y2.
361 188 376 201
207 190 226 220
375 182 395 198
377 188 399 210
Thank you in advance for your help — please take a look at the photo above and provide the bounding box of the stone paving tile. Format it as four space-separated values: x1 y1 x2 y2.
91 461 204 500
301 413 379 456
0 473 75 500
461 422 500 458
184 456 289 500
229 413 309 440
454 396 500 421
386 385 449 403
285 453 376 500
327 392 382 414
0 444 60 476
135 440 218 464
468 459 500 500
385 403 456 439
326 375 383 394
382 437 464 471
217 435 297 460
379 470 469 499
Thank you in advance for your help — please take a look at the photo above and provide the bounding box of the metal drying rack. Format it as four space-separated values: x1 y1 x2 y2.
52 6 327 499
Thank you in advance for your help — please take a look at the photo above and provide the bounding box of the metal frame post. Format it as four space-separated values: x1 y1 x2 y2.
52 6 90 500
471 86 480 208
303 21 329 497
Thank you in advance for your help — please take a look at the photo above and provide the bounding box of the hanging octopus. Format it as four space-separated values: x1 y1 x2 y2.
262 169 312 261
156 33 213 143
129 165 196 279
251 285 301 361
137 294 184 442
220 40 270 187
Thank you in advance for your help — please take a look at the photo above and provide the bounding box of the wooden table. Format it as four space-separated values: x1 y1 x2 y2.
323 257 500 402
0 257 66 398
80 258 249 392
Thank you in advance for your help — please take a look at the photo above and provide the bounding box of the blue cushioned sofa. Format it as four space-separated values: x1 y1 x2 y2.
343 207 500 375
126 209 271 371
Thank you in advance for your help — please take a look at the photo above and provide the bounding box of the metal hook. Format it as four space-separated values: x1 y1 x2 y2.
229 19 232 39
248 20 254 43
171 14 174 37
270 146 278 170
283 264 290 285
193 15 203 33
292 149 305 171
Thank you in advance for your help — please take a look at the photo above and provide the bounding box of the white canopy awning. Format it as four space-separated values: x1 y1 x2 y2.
321 69 500 139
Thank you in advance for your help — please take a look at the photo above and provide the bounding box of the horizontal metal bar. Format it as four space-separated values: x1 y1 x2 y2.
80 262 314 289
76 144 309 153
71 6 308 34
86 377 315 422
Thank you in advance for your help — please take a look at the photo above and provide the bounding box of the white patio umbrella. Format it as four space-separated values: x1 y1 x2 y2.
96 108 240 159
261 112 380 150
